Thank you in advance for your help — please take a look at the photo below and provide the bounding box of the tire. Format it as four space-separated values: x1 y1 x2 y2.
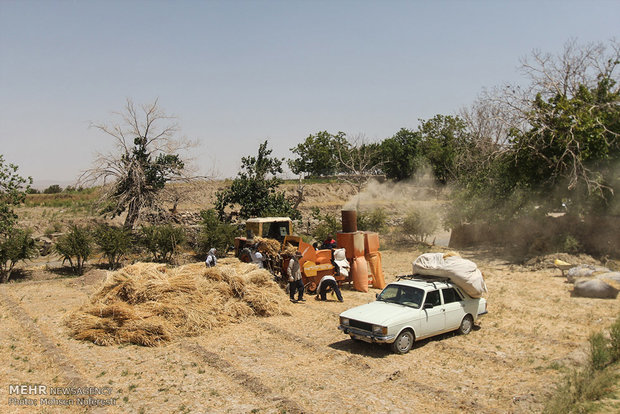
391 330 414 354
239 248 252 263
458 315 473 335
304 282 317 295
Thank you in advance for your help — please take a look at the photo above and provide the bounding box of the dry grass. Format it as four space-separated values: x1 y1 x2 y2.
65 260 291 346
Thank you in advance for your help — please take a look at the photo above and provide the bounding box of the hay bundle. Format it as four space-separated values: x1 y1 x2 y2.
282 243 298 257
255 237 281 256
66 259 291 346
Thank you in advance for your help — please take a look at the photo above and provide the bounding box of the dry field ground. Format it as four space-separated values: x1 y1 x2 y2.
1 181 619 413
1 249 619 414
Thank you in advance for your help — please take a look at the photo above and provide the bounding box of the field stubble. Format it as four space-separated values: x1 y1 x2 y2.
1 248 618 413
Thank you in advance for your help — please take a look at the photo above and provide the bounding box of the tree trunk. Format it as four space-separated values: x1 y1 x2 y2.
1 264 15 283
124 199 140 230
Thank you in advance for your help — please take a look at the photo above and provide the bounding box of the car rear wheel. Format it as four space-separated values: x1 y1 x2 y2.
458 315 473 335
391 330 414 354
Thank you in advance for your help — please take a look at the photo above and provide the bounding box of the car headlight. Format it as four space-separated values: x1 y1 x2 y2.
340 317 349 326
372 325 387 335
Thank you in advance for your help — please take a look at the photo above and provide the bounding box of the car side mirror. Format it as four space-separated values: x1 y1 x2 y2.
375 293 379 299
423 303 434 309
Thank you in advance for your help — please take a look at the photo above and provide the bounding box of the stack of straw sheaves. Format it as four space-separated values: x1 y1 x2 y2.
254 237 281 256
65 259 291 347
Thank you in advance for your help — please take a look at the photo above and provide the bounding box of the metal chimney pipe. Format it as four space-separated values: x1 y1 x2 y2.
341 210 357 233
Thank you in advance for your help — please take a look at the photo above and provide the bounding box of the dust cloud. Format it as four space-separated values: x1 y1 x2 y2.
343 168 445 214
343 168 452 246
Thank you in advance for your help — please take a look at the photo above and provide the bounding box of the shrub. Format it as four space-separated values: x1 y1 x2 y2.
562 235 582 254
93 224 133 269
196 209 239 257
0 228 37 283
140 224 185 263
609 315 620 363
311 208 340 243
589 332 611 371
44 222 63 238
544 315 620 414
55 225 93 275
401 207 439 243
357 208 388 233
43 184 62 194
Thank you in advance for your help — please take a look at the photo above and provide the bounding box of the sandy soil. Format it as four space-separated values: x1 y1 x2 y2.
1 246 619 414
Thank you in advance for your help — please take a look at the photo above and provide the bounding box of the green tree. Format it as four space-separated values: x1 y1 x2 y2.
0 155 31 235
55 225 93 275
380 128 423 181
196 209 239 256
216 140 301 220
310 207 341 243
0 156 33 283
508 77 619 214
93 224 133 269
80 99 188 229
0 228 37 283
418 115 469 185
445 40 620 226
288 131 348 177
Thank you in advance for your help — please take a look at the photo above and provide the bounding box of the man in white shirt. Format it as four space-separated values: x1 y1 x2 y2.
315 274 343 302
252 250 265 268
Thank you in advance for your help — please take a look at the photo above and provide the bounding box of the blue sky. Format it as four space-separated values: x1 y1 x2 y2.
1 0 619 187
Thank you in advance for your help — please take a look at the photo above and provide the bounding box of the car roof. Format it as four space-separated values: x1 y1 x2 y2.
246 217 292 223
388 275 456 292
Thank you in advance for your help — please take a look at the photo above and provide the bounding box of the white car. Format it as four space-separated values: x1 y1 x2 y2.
338 276 488 354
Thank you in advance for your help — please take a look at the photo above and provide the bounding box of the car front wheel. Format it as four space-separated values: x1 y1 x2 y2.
458 315 473 335
391 330 414 354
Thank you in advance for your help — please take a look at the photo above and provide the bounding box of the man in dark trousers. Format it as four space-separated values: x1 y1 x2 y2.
315 274 343 302
287 251 305 303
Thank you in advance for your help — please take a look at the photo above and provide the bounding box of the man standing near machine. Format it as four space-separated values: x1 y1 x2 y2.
287 251 305 303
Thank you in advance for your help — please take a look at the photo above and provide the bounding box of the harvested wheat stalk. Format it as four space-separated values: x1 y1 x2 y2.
65 259 291 347
254 237 282 256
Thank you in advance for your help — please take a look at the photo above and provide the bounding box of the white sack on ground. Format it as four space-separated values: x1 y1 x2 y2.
413 253 487 298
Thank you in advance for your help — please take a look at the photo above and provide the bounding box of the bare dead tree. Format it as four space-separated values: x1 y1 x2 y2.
458 95 514 170
289 176 305 210
79 99 198 229
335 134 384 194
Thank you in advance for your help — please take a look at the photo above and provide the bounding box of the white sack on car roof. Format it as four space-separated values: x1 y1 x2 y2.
412 252 487 298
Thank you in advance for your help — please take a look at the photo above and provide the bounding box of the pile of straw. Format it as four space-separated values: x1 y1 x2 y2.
254 237 281 257
282 243 299 257
65 260 291 347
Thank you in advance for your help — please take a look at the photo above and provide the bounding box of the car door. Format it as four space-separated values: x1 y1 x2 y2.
419 289 445 338
441 287 466 330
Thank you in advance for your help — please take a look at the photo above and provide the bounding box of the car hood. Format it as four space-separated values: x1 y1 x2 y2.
340 301 419 326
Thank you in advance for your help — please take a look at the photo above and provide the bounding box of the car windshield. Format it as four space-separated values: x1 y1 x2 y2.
377 285 424 308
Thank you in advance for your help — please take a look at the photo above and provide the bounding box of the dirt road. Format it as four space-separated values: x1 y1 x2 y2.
1 248 618 413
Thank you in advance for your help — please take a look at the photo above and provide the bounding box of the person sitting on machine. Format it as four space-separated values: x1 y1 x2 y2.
321 235 337 249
